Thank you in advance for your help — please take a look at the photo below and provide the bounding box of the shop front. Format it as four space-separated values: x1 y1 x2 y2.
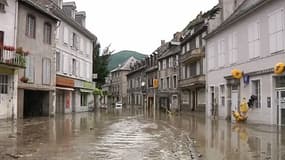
56 76 74 114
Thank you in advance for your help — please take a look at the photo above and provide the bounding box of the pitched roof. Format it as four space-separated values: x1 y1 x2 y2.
110 56 139 72
206 0 271 39
19 0 59 21
107 50 146 71
29 0 97 41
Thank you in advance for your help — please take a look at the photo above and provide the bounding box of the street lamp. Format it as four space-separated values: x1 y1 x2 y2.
141 81 146 108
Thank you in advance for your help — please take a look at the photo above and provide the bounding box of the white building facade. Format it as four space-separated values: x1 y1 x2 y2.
53 1 96 114
206 0 285 125
0 0 21 119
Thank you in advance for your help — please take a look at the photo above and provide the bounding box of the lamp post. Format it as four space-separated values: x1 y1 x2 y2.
141 81 146 109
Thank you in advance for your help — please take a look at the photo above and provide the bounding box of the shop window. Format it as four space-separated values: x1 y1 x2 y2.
80 93 88 106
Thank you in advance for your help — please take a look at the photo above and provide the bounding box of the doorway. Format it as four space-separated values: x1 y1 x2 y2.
231 90 239 111
277 90 285 125
24 90 49 117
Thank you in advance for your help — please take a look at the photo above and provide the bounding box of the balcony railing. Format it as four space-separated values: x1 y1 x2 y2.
179 74 205 89
0 49 26 68
180 47 205 63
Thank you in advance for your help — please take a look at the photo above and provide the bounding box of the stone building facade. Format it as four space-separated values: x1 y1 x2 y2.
157 38 180 112
17 0 58 118
127 60 146 108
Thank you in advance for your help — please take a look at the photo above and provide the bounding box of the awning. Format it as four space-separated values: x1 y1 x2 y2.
80 89 93 93
56 87 74 91
0 0 8 6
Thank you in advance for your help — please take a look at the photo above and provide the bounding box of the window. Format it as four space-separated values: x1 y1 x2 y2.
162 59 166 69
42 58 51 85
0 0 7 12
190 62 197 77
26 15 36 38
248 21 260 58
173 75 177 89
218 39 225 67
220 85 225 107
167 77 170 89
0 4 5 13
0 31 3 55
208 43 215 70
56 52 60 72
0 75 8 94
229 32 238 64
80 93 88 106
269 9 284 53
63 26 68 44
166 58 169 68
72 58 76 75
196 36 200 48
160 78 163 89
43 23 52 44
252 80 261 108
25 56 34 83
169 56 173 68
72 33 79 50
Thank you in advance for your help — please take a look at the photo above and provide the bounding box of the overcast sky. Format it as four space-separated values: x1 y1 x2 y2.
66 0 218 55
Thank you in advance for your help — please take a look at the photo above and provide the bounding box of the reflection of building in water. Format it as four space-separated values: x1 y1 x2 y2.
204 119 283 160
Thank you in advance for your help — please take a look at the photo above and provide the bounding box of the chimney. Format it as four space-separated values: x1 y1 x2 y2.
62 2 77 19
161 40 165 45
75 11 86 27
173 32 182 42
51 0 63 8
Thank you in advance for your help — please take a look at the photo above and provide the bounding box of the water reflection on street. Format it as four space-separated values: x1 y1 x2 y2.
0 107 284 160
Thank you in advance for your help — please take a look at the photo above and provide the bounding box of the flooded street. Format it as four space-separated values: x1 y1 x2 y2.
0 108 284 160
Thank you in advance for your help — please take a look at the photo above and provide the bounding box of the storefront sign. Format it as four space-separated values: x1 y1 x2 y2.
153 79 159 88
74 80 95 90
56 76 74 88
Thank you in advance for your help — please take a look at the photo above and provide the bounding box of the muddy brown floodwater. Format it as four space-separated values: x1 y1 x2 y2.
0 107 284 160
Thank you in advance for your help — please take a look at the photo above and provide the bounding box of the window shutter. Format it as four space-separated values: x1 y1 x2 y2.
63 27 68 44
69 57 72 75
29 56 34 82
25 16 29 36
196 36 200 48
228 34 233 64
63 54 67 74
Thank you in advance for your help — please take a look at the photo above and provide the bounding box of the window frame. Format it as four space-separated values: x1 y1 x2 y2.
248 20 260 59
268 8 284 54
43 22 52 44
42 58 51 85
251 79 262 109
26 14 36 38
0 74 8 94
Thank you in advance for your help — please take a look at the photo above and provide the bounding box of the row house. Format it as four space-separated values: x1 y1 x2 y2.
17 0 58 118
145 52 158 110
49 1 96 114
0 0 26 119
178 11 217 112
157 36 180 111
206 0 285 125
107 56 138 106
127 60 146 107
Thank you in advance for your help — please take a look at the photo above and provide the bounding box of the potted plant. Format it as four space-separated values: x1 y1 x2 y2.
20 76 29 83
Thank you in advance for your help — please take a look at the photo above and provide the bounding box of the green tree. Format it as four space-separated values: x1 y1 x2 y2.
92 43 112 88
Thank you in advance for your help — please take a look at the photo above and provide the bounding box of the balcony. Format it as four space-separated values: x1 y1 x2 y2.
0 47 26 68
180 47 205 64
179 75 205 89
